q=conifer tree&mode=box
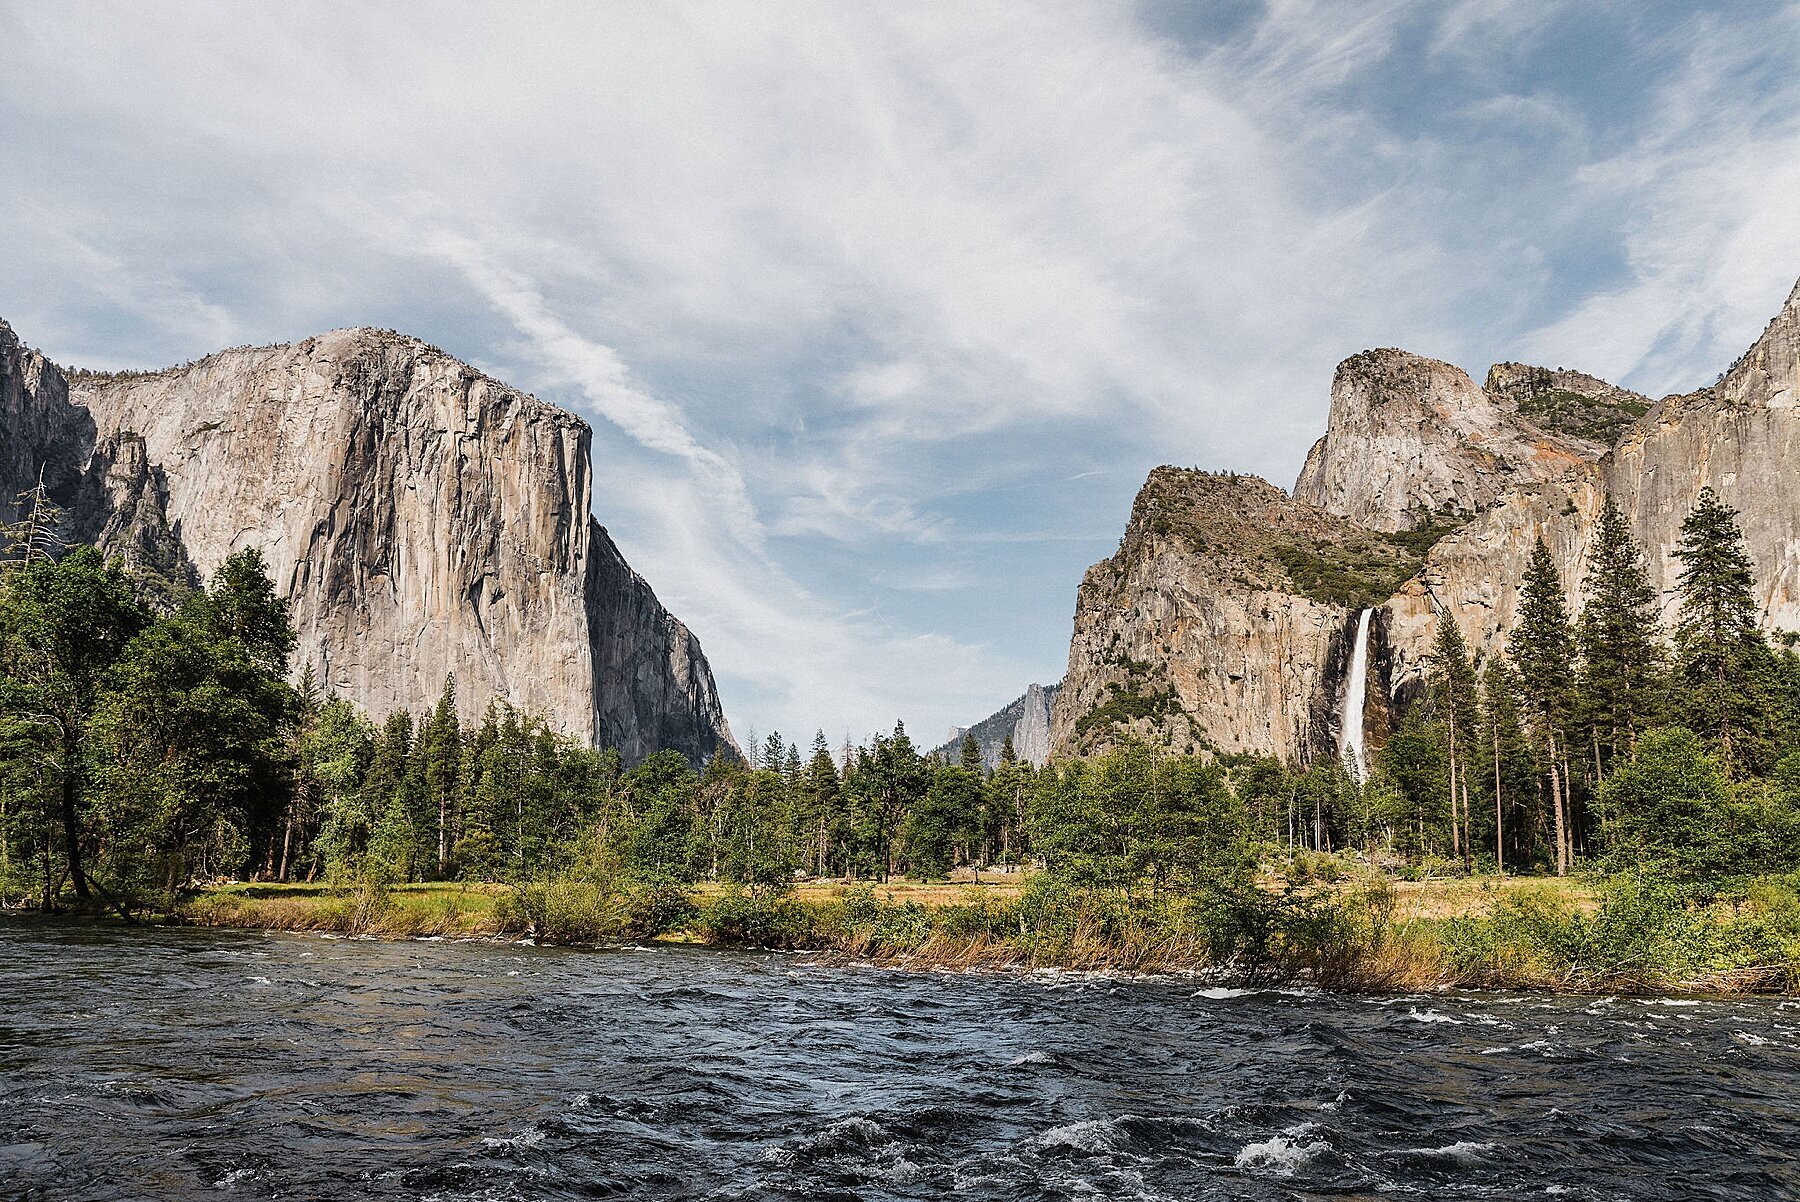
[1475,655,1534,872]
[1577,497,1663,774]
[1426,613,1478,865]
[1673,487,1772,773]
[804,731,840,876]
[988,735,1030,867]
[1510,538,1577,874]
[419,676,462,877]
[959,732,982,772]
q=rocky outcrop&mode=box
[1057,275,1800,766]
[937,681,1060,768]
[1389,277,1800,694]
[1293,349,1597,532]
[1048,470,1417,762]
[1484,362,1651,449]
[1,319,736,766]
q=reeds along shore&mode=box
[165,868,1800,998]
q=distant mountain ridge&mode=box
[0,319,737,766]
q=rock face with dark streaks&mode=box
[0,319,735,766]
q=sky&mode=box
[4,1,1800,751]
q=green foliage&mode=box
[1513,384,1649,445]
[1443,874,1800,992]
[1269,538,1419,610]
[1673,488,1777,773]
[1027,742,1250,894]
[1074,656,1182,744]
[1577,498,1665,771]
[1595,727,1800,879]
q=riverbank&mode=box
[156,869,1800,998]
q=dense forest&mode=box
[3,480,1799,929]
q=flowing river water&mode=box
[3,917,1799,1201]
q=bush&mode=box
[696,888,820,947]
[497,880,628,944]
[1442,874,1800,992]
[622,873,696,936]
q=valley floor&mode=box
[150,868,1797,999]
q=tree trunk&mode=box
[1460,779,1473,872]
[60,757,90,900]
[1493,723,1504,875]
[1549,741,1568,877]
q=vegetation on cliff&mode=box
[1127,468,1437,609]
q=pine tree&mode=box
[959,732,982,772]
[1673,487,1772,773]
[804,731,841,876]
[1577,497,1664,774]
[1426,613,1478,866]
[1475,655,1534,872]
[3,471,65,566]
[1510,538,1578,874]
[419,676,462,877]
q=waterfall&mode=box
[1339,608,1373,781]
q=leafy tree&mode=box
[904,765,981,879]
[1379,709,1445,858]
[0,547,149,902]
[1028,742,1247,895]
[622,749,701,882]
[89,574,295,900]
[208,548,296,673]
[309,697,378,878]
[846,722,928,881]
[1595,727,1765,879]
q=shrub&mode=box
[697,888,820,947]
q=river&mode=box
[2,917,1798,1200]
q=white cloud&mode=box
[4,0,1797,743]
[1514,8,1800,392]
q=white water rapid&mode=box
[1339,608,1373,781]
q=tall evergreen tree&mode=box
[1510,538,1578,874]
[1673,487,1772,773]
[1577,497,1664,774]
[1426,613,1479,865]
[419,676,463,877]
[803,731,841,876]
[1475,655,1536,872]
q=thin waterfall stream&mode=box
[1338,608,1372,780]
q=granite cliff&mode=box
[1054,275,1800,765]
[937,682,1060,769]
[0,319,736,766]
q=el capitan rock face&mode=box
[1056,276,1800,764]
[0,319,735,766]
